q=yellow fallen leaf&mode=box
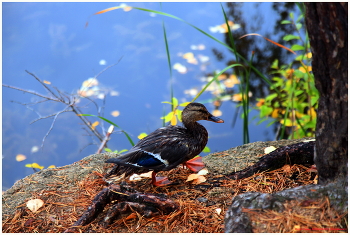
[186,173,199,182]
[25,163,44,170]
[264,146,276,154]
[26,199,44,213]
[47,165,56,169]
[43,80,51,84]
[192,175,206,184]
[16,154,26,162]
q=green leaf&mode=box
[161,111,175,122]
[265,93,278,102]
[176,109,182,122]
[281,20,291,24]
[296,14,304,23]
[172,97,178,107]
[179,102,191,107]
[283,35,300,41]
[203,146,211,153]
[296,23,302,30]
[260,105,273,117]
[294,70,305,78]
[104,148,112,152]
[118,149,128,154]
[291,44,305,51]
[289,12,294,20]
[271,59,279,69]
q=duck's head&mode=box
[182,102,224,124]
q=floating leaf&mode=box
[111,110,120,117]
[31,146,39,153]
[16,154,26,162]
[190,44,205,50]
[173,63,187,74]
[47,165,56,169]
[91,121,99,130]
[197,54,209,63]
[26,199,44,213]
[224,74,240,88]
[184,88,199,96]
[183,52,198,64]
[43,80,51,84]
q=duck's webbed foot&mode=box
[183,156,205,172]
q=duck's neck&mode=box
[183,121,208,145]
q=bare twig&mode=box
[40,106,72,148]
[3,58,123,152]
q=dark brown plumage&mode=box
[105,102,224,186]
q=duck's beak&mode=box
[208,115,224,123]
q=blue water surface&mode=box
[2,2,281,190]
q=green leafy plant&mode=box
[255,9,318,139]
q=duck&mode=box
[105,102,224,186]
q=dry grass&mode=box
[2,164,347,233]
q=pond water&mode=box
[2,2,298,190]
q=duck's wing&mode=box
[106,125,190,171]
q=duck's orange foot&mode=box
[184,156,205,172]
[151,172,172,187]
